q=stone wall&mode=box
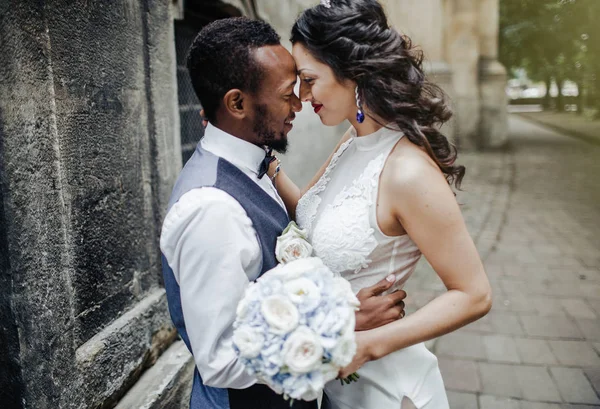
[0,0,181,407]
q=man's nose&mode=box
[299,81,312,102]
[292,93,302,113]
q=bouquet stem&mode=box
[339,372,360,385]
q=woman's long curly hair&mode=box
[291,0,465,188]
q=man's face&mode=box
[249,45,302,154]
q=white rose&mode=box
[266,257,324,281]
[282,326,324,375]
[303,376,323,402]
[261,295,299,335]
[276,236,313,264]
[281,221,308,239]
[232,326,265,359]
[342,309,356,335]
[319,363,339,383]
[309,373,325,393]
[236,295,252,321]
[283,277,321,311]
[332,277,360,309]
[330,330,357,367]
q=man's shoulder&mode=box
[163,187,247,235]
[167,187,246,222]
[160,187,250,255]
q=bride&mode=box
[268,0,492,408]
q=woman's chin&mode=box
[317,114,345,127]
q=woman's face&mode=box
[292,43,356,126]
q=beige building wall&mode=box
[383,0,507,149]
[380,0,456,142]
[380,0,445,61]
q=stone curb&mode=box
[115,340,194,409]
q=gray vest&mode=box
[161,142,317,409]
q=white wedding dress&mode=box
[296,126,449,409]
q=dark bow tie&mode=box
[257,148,276,179]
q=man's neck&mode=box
[211,120,261,148]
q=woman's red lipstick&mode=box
[312,103,323,114]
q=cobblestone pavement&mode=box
[403,115,600,409]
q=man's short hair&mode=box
[187,17,281,123]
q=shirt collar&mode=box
[201,122,268,176]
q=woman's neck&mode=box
[349,112,384,137]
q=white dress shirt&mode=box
[160,123,286,389]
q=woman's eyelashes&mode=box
[302,78,315,84]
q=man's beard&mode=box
[253,104,288,154]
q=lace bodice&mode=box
[296,126,421,293]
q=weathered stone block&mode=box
[0,1,180,407]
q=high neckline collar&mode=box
[200,123,268,176]
[351,125,403,151]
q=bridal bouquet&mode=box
[232,222,360,401]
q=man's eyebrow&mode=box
[284,79,297,89]
[278,79,297,93]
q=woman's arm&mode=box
[269,126,354,219]
[339,156,492,377]
[268,168,302,219]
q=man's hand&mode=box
[354,275,407,331]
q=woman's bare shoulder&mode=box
[383,138,459,224]
[386,138,445,188]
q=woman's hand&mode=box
[338,332,375,379]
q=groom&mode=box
[160,17,407,409]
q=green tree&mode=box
[564,0,600,116]
[500,0,599,113]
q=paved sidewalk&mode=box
[516,111,600,146]
[403,115,600,408]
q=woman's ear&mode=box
[223,89,246,119]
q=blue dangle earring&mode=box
[355,86,365,124]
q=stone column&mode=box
[0,1,181,407]
[478,0,509,149]
[380,0,456,141]
[445,0,481,150]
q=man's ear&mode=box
[223,89,246,119]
